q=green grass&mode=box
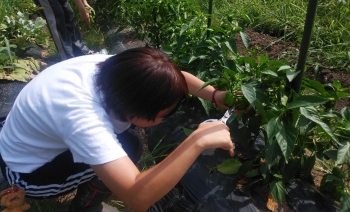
[194,0,350,71]
[79,26,106,52]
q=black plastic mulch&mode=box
[0,80,28,121]
[146,98,340,212]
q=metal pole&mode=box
[207,0,213,39]
[291,0,318,93]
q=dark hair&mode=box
[95,47,188,122]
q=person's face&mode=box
[128,112,165,127]
[127,102,181,127]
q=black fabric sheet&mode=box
[146,98,340,212]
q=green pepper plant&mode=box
[213,49,350,211]
[160,10,348,209]
[318,106,350,209]
[112,0,200,48]
[159,11,350,209]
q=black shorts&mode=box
[0,129,143,199]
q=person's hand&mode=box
[78,5,91,24]
[192,120,234,153]
[72,0,93,24]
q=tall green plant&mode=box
[162,14,248,83]
[112,0,200,48]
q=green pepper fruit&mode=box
[332,167,346,179]
[227,15,233,22]
[223,92,236,107]
[236,96,250,110]
[324,99,336,110]
[332,184,346,201]
[278,85,285,99]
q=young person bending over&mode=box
[0,47,233,212]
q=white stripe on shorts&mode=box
[5,167,95,198]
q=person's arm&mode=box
[72,0,91,24]
[91,120,233,212]
[181,71,227,108]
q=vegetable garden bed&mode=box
[0,17,349,212]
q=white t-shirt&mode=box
[0,55,130,173]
